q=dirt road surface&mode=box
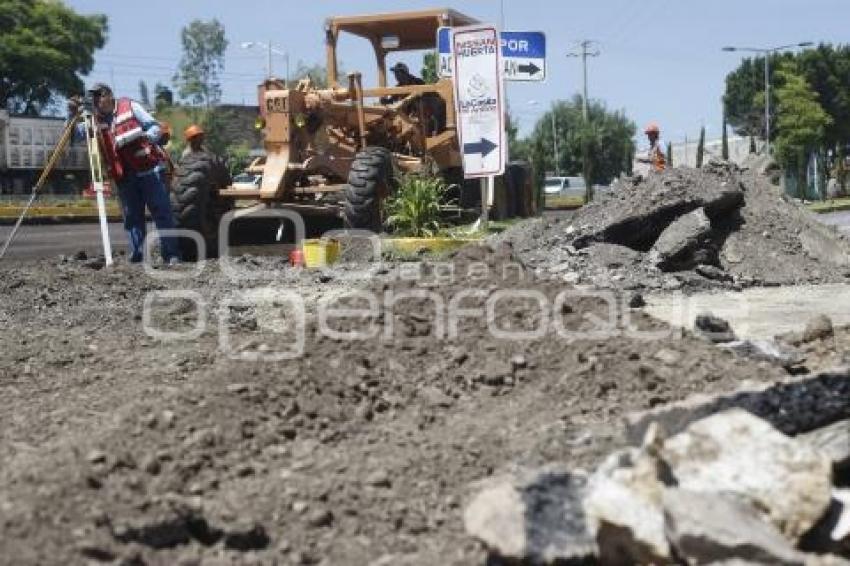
[0,245,790,565]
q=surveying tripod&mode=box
[0,108,114,265]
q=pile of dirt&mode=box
[501,161,850,293]
[0,245,790,564]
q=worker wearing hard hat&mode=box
[637,123,666,173]
[182,124,206,157]
[67,82,180,264]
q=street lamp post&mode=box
[722,42,813,154]
[241,41,291,85]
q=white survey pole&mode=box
[83,111,113,266]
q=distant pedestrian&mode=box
[68,83,179,263]
[638,122,666,173]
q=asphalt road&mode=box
[0,222,127,261]
[816,210,850,234]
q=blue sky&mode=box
[67,0,849,144]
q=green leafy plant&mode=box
[384,175,447,237]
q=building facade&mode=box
[0,111,89,195]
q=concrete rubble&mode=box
[462,465,596,563]
[466,409,850,565]
[499,158,850,293]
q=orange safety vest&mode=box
[650,141,666,172]
[97,98,165,181]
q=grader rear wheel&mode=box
[171,151,233,261]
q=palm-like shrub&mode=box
[384,174,447,237]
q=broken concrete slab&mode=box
[584,440,672,565]
[649,207,713,270]
[719,339,805,369]
[463,465,596,564]
[696,263,734,282]
[661,409,832,541]
[804,315,835,343]
[584,243,644,270]
[571,167,744,252]
[695,313,737,343]
[624,369,850,445]
[798,420,850,473]
[663,488,805,566]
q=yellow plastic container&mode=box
[382,237,478,255]
[302,238,341,268]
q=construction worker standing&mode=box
[68,83,180,263]
[638,123,666,172]
[182,124,206,157]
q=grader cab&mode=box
[172,8,532,252]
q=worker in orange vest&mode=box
[638,122,666,172]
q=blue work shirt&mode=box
[73,99,163,177]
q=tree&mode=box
[421,52,438,84]
[696,125,706,168]
[797,45,850,151]
[0,0,107,114]
[226,142,252,176]
[723,44,850,152]
[291,61,336,88]
[773,61,832,197]
[524,95,636,186]
[173,19,227,107]
[138,80,150,107]
[666,142,673,167]
[723,52,794,139]
[154,82,173,110]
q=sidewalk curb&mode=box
[808,202,850,214]
[0,214,122,226]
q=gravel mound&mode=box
[502,161,850,293]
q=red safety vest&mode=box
[97,98,165,181]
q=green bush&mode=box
[384,174,447,237]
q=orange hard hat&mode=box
[644,122,660,134]
[184,124,205,140]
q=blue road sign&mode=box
[501,31,546,81]
[438,28,546,82]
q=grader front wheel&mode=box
[343,147,394,232]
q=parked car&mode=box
[232,173,261,191]
[544,176,586,196]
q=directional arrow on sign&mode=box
[518,62,541,75]
[463,137,499,158]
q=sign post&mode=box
[451,24,505,230]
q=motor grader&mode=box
[171,8,533,255]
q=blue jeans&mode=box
[117,167,180,262]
